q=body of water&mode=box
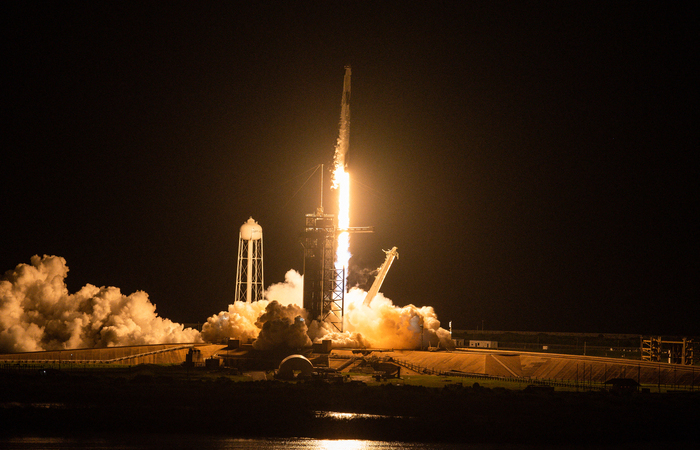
[1,436,465,450]
[0,435,669,450]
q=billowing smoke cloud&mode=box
[253,301,311,351]
[202,268,454,351]
[0,255,201,353]
[310,288,454,350]
[200,269,304,344]
[264,269,303,307]
[200,300,268,344]
[1,256,452,354]
[347,265,377,291]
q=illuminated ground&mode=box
[0,343,225,365]
[2,345,698,389]
[330,348,699,388]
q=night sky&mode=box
[3,3,696,335]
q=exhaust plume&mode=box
[200,300,268,344]
[0,255,201,353]
[313,288,454,350]
[200,269,304,344]
[253,301,311,351]
[1,256,452,353]
[202,268,454,350]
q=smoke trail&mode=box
[0,255,201,353]
[332,65,351,186]
[347,265,378,291]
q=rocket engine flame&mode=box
[335,169,351,271]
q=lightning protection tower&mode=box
[235,217,264,303]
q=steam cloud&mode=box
[253,301,311,351]
[0,255,201,353]
[2,256,453,354]
[202,268,454,351]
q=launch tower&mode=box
[302,207,344,330]
[235,217,264,303]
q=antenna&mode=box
[319,163,324,214]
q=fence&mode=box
[0,345,195,372]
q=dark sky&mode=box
[3,2,697,335]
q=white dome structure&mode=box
[277,354,314,379]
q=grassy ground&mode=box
[350,372,526,389]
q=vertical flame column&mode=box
[235,217,264,303]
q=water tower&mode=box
[235,217,264,303]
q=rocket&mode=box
[334,65,351,171]
[342,64,351,114]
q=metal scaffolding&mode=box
[301,211,344,332]
[642,336,695,365]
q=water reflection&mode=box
[2,437,455,449]
[212,438,454,449]
[314,411,405,420]
[1,436,666,449]
[309,440,370,450]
